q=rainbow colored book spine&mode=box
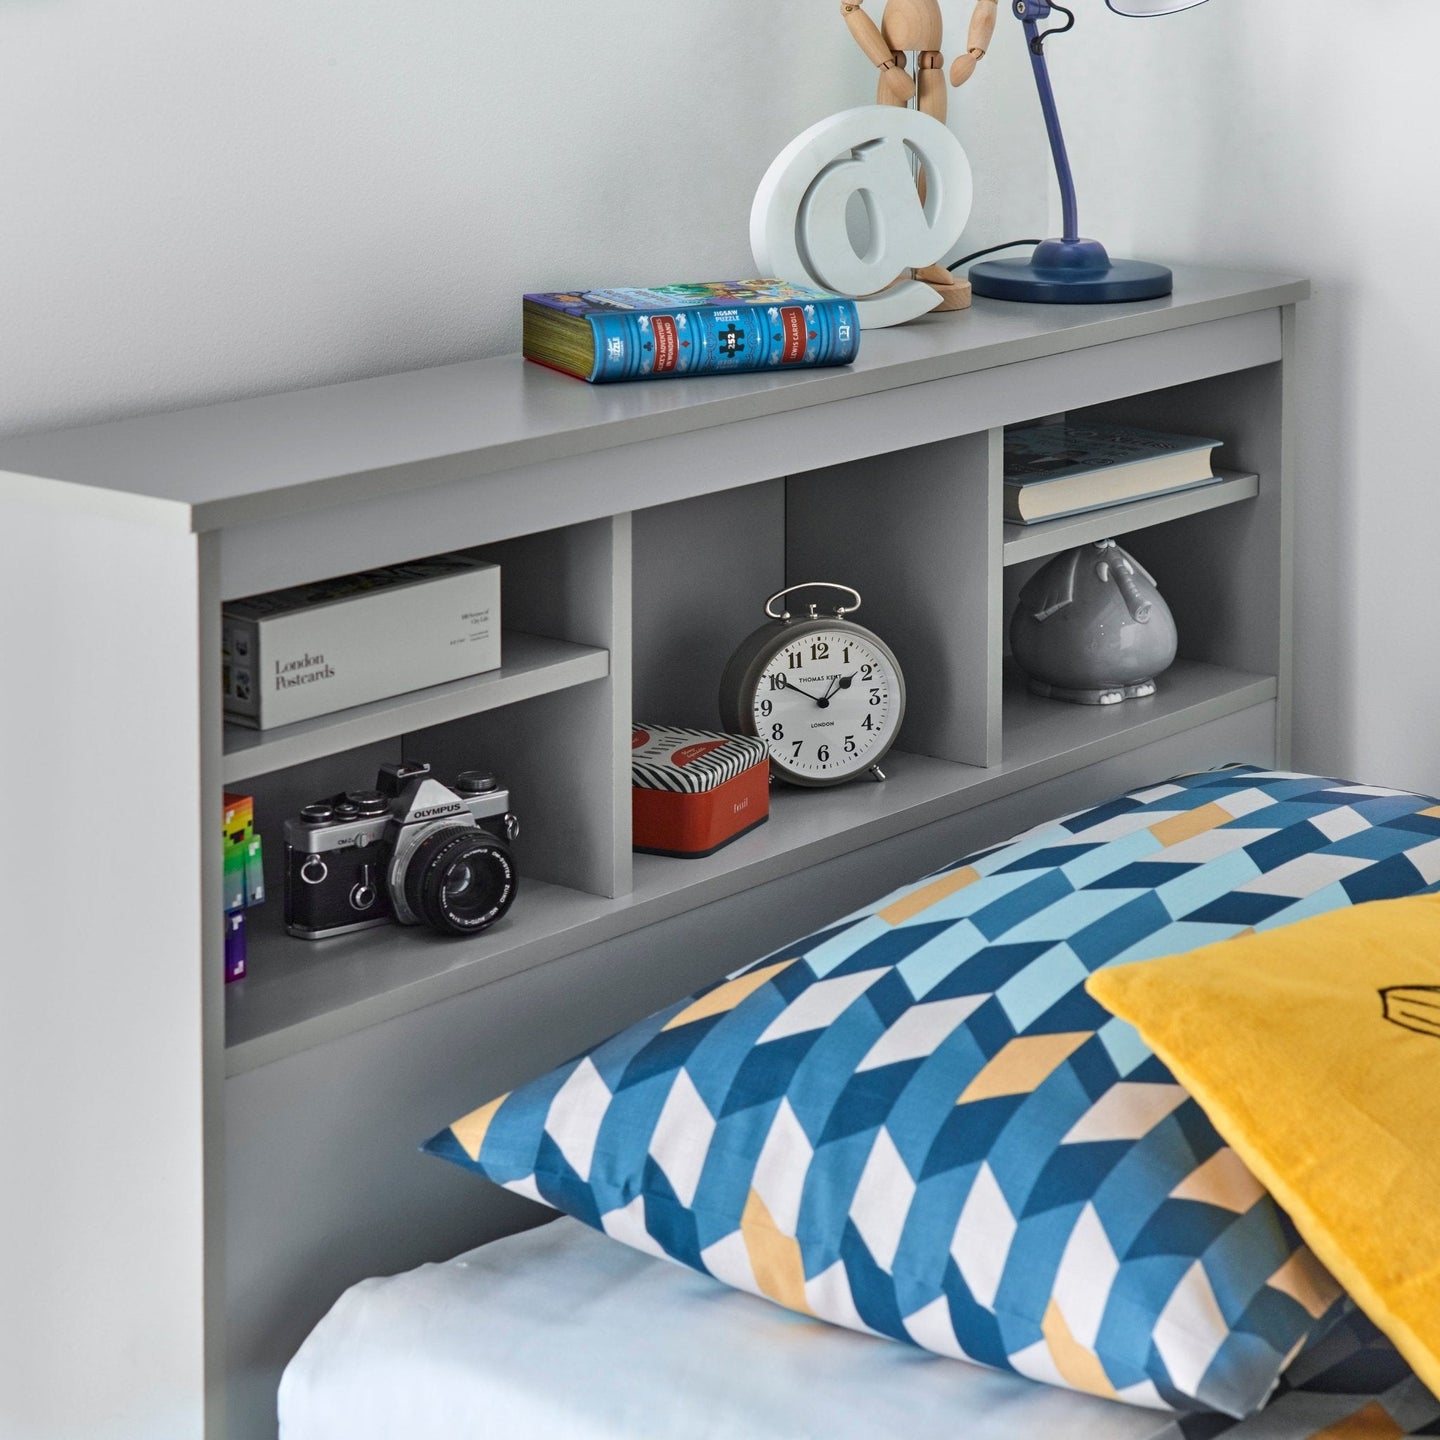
[223,792,266,984]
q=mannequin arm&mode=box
[841,1,916,103]
[950,0,998,85]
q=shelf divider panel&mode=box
[222,630,608,783]
[1003,469,1259,567]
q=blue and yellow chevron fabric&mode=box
[426,768,1440,1418]
[1162,1309,1440,1439]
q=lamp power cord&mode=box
[948,240,1044,274]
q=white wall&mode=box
[0,0,1035,434]
[5,0,1429,791]
[1030,0,1440,792]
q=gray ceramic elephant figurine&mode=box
[1010,539,1178,705]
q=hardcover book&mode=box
[1003,422,1223,525]
[523,279,861,383]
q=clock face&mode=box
[751,628,902,782]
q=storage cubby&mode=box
[631,481,786,728]
[787,431,1001,768]
[996,372,1281,773]
[224,678,628,1070]
[223,514,628,1073]
[1074,364,1288,691]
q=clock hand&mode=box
[783,678,828,706]
[814,671,857,709]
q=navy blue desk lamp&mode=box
[969,0,1208,304]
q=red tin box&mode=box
[632,724,769,858]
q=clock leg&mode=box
[869,764,887,782]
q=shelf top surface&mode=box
[0,265,1306,533]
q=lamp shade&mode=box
[1105,0,1207,12]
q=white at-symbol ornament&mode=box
[751,105,974,330]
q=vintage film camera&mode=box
[284,760,518,941]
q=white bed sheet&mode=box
[280,1217,1176,1440]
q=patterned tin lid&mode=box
[631,725,768,795]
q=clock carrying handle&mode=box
[765,582,862,622]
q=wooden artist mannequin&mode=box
[840,0,998,311]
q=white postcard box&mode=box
[223,554,500,729]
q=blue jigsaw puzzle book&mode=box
[523,280,861,384]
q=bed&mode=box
[280,1218,1436,1440]
[279,767,1440,1438]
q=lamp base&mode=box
[970,238,1173,304]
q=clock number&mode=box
[861,663,875,682]
[768,674,787,691]
[791,741,803,759]
[759,699,774,718]
[862,714,877,732]
[771,722,784,741]
[787,651,803,670]
[810,640,829,661]
[844,735,857,754]
[817,744,830,763]
[869,688,882,706]
[842,645,851,664]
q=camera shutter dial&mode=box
[454,771,498,795]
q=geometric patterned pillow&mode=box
[425,768,1440,1419]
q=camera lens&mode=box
[402,826,517,936]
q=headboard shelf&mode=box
[0,268,1306,534]
[0,266,1304,1440]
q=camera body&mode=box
[284,761,518,941]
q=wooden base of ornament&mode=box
[917,264,972,312]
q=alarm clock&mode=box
[718,583,906,787]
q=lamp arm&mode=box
[969,0,1178,299]
[1013,1,1080,244]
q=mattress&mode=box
[280,1218,1435,1440]
[281,1217,1165,1440]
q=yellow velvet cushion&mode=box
[1087,893,1440,1399]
